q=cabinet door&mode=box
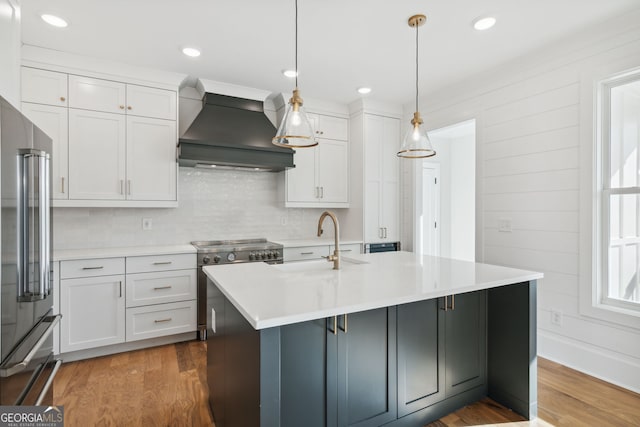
[60,275,125,353]
[364,114,383,242]
[126,116,177,201]
[21,67,68,107]
[336,307,397,427]
[317,139,348,203]
[312,114,348,141]
[286,145,317,203]
[126,84,177,120]
[397,299,445,416]
[445,291,487,397]
[380,117,400,241]
[68,109,126,200]
[21,103,69,199]
[280,318,330,427]
[69,75,126,114]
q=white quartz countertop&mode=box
[53,244,196,261]
[204,251,543,330]
[271,238,363,247]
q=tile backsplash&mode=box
[53,167,328,250]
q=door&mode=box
[318,139,348,203]
[335,307,397,427]
[68,109,126,200]
[21,103,69,199]
[286,145,317,203]
[60,275,126,352]
[126,116,177,201]
[21,67,68,107]
[397,299,445,416]
[444,291,487,397]
[422,164,440,256]
[126,84,176,120]
[68,75,126,114]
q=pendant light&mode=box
[398,14,436,158]
[273,0,317,148]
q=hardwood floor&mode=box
[54,342,640,426]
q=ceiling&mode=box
[21,0,640,106]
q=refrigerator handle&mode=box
[39,152,51,296]
[34,359,62,406]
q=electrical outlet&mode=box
[142,218,153,230]
[498,218,512,233]
[550,309,563,327]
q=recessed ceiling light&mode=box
[282,70,297,78]
[41,14,68,28]
[182,47,201,57]
[473,16,496,31]
[357,87,372,95]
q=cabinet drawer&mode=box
[283,245,330,262]
[60,257,125,279]
[125,300,196,342]
[126,253,196,273]
[331,243,361,255]
[126,269,196,307]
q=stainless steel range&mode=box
[192,239,283,339]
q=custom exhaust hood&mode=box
[178,92,294,171]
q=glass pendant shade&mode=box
[398,111,435,158]
[273,89,317,148]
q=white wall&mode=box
[0,0,21,106]
[450,133,475,261]
[402,9,640,392]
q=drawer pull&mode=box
[82,266,104,270]
[342,249,352,253]
[153,286,172,290]
[300,252,314,255]
[154,318,172,323]
[153,261,172,265]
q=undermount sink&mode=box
[273,257,369,273]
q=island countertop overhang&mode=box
[203,251,543,330]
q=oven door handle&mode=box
[35,358,62,406]
[0,314,61,378]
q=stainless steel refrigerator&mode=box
[0,96,60,405]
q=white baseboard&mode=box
[538,330,640,394]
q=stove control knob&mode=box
[202,256,211,264]
[227,252,236,262]
[266,251,273,259]
[259,252,266,260]
[273,251,280,259]
[213,255,221,263]
[249,252,256,261]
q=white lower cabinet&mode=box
[58,252,196,356]
[60,274,126,353]
[283,243,362,262]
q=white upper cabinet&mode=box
[69,75,126,114]
[68,109,126,200]
[284,112,349,208]
[126,85,176,120]
[126,116,177,201]
[21,103,69,199]
[21,66,179,207]
[21,67,68,107]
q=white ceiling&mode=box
[21,0,640,106]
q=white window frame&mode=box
[581,65,640,329]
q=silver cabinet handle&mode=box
[119,281,122,298]
[342,249,352,253]
[0,315,61,377]
[35,359,62,405]
[120,179,124,195]
[320,187,324,198]
[153,286,172,290]
[300,252,314,255]
[384,228,388,238]
[450,294,455,310]
[61,177,65,194]
[154,318,172,323]
[332,316,337,335]
[82,266,104,270]
[153,261,172,265]
[441,295,455,311]
[442,296,448,311]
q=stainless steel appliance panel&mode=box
[364,242,401,253]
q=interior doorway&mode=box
[414,119,476,261]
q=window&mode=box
[600,72,640,313]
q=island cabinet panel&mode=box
[336,308,397,427]
[444,290,487,397]
[397,299,445,417]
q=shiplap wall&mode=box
[402,9,640,392]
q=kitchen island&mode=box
[204,251,542,427]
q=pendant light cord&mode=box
[415,22,419,112]
[295,0,299,89]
